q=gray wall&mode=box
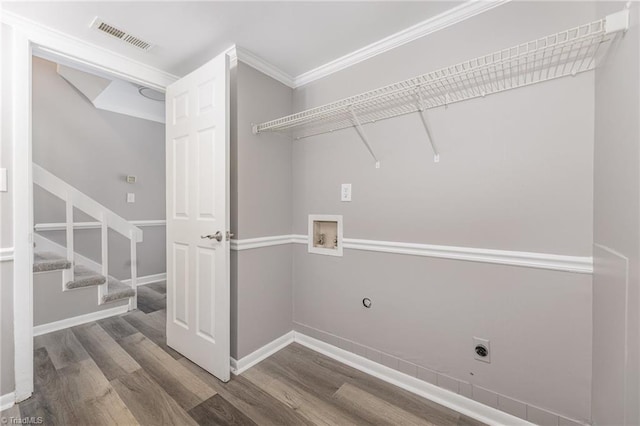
[231,62,293,359]
[291,1,595,422]
[593,3,640,426]
[32,57,166,280]
[1,23,15,396]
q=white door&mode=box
[166,52,230,382]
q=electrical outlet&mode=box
[341,183,352,202]
[473,337,490,363]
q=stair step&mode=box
[66,265,106,289]
[33,251,72,272]
[34,254,134,303]
[102,277,135,304]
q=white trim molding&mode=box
[11,27,34,403]
[341,237,592,274]
[2,2,510,91]
[226,1,510,88]
[1,10,178,91]
[230,235,298,251]
[227,46,295,88]
[231,234,592,274]
[5,11,177,405]
[230,331,532,426]
[123,272,167,287]
[0,247,14,262]
[34,219,166,232]
[294,332,532,426]
[294,1,510,87]
[33,305,128,337]
[230,331,295,375]
[0,392,15,411]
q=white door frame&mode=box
[3,12,178,402]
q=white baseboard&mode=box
[293,332,533,426]
[33,305,129,336]
[229,330,531,425]
[0,392,15,411]
[230,331,295,375]
[230,331,532,426]
[122,272,167,286]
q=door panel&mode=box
[172,242,189,328]
[166,52,230,382]
[197,128,216,219]
[172,136,189,218]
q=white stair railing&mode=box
[33,164,142,309]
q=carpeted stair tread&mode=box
[102,277,135,304]
[66,265,106,289]
[33,251,72,272]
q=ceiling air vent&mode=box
[90,17,154,51]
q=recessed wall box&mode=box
[308,214,343,257]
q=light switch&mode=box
[0,168,6,192]
[127,193,135,203]
[341,183,352,202]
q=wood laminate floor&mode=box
[2,282,485,426]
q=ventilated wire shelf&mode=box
[254,13,626,143]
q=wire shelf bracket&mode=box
[350,109,381,168]
[416,92,439,163]
[253,9,629,167]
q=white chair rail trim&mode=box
[0,247,14,262]
[34,220,166,232]
[230,235,297,251]
[231,235,592,274]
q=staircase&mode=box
[33,252,135,304]
[33,164,142,310]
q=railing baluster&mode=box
[100,213,108,302]
[65,195,74,282]
[129,230,138,310]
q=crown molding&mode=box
[228,1,509,89]
[1,10,179,90]
[229,46,296,88]
[2,1,509,90]
[294,0,511,87]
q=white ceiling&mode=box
[2,1,461,78]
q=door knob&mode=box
[201,231,223,242]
